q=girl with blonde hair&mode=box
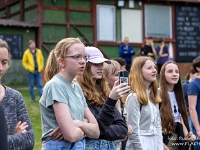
[103,60,133,150]
[76,46,130,150]
[39,38,99,150]
[124,56,163,150]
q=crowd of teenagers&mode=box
[1,37,200,150]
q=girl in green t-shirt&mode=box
[39,38,100,150]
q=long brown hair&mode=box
[45,38,84,82]
[160,61,189,134]
[122,56,161,105]
[76,62,110,105]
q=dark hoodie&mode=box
[86,97,128,140]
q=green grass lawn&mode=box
[17,88,42,150]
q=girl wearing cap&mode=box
[123,56,163,150]
[76,46,130,150]
[39,38,99,150]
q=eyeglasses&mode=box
[63,54,90,62]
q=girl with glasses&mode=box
[39,38,99,150]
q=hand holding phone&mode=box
[109,80,130,100]
[119,70,129,85]
[108,71,130,100]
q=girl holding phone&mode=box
[76,46,130,150]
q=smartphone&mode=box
[119,70,129,84]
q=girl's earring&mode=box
[61,68,64,72]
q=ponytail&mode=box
[44,49,60,82]
[44,37,84,83]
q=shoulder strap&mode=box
[140,103,142,111]
[159,102,162,110]
[127,92,143,111]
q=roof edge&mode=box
[0,19,38,28]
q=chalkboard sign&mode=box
[0,34,23,59]
[175,5,200,62]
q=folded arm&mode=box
[80,107,99,139]
[53,102,85,143]
[8,94,34,150]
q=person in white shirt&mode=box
[123,56,163,150]
[159,61,196,150]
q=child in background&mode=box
[112,57,127,71]
[143,37,156,60]
[156,38,169,75]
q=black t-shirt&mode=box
[140,47,144,56]
[143,45,155,60]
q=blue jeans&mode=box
[192,125,200,150]
[28,71,43,100]
[85,139,115,150]
[42,139,85,150]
